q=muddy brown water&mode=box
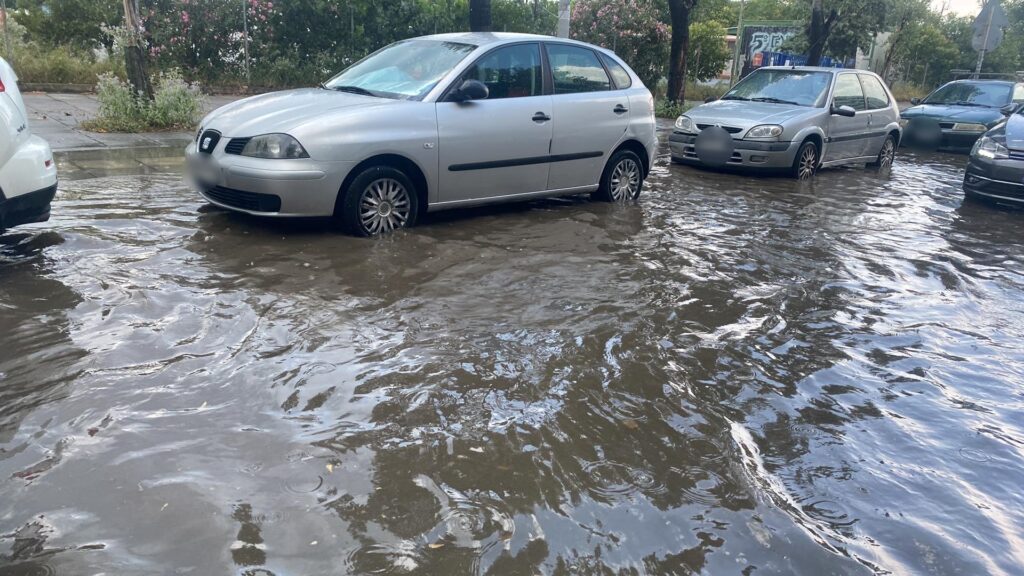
[1,145,1023,575]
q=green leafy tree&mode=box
[569,0,671,91]
[13,0,121,49]
[686,20,730,82]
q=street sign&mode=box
[972,0,1008,53]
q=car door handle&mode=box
[614,104,629,114]
[532,112,551,123]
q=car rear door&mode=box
[859,74,895,156]
[825,73,870,162]
[435,43,552,204]
[544,43,629,191]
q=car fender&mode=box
[787,125,828,158]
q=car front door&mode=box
[826,73,869,162]
[544,43,630,191]
[435,43,552,205]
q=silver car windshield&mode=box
[323,40,476,100]
[924,82,1012,108]
[722,69,832,108]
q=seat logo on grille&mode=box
[201,137,213,151]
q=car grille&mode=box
[204,186,282,212]
[198,130,221,154]
[1009,150,1024,161]
[938,122,955,129]
[224,137,251,155]
[965,173,1024,201]
[696,124,743,134]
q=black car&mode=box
[901,79,1024,152]
[963,103,1024,206]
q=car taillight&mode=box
[0,79,5,92]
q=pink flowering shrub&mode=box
[570,0,670,90]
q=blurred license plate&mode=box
[190,157,221,187]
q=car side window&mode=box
[546,44,611,94]
[859,75,890,109]
[461,43,543,99]
[833,74,866,111]
[600,54,632,89]
[1014,84,1024,103]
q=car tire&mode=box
[336,165,419,237]
[790,140,819,180]
[595,149,644,202]
[869,134,897,169]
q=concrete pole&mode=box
[1,0,12,62]
[730,0,745,86]
[243,0,250,87]
[557,0,571,38]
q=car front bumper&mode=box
[185,142,355,217]
[963,153,1024,205]
[668,132,800,170]
[901,121,987,153]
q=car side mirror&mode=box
[704,96,717,103]
[910,97,922,106]
[1001,103,1016,116]
[452,79,489,102]
[831,104,857,117]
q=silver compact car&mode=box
[670,67,902,179]
[186,33,657,236]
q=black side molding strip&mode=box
[449,151,603,172]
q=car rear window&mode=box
[859,75,890,109]
[600,54,632,89]
[546,44,611,94]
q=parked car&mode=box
[963,102,1024,206]
[670,67,901,179]
[186,33,657,236]
[0,58,58,235]
[900,78,1024,152]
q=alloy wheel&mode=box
[879,138,895,169]
[798,145,817,180]
[360,178,411,235]
[610,158,640,201]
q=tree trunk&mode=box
[122,0,152,100]
[807,0,826,66]
[667,0,695,104]
[469,0,492,32]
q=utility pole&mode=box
[1,0,12,62]
[557,0,571,38]
[730,0,745,85]
[242,0,250,87]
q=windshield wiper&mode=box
[751,97,801,105]
[327,85,379,97]
[947,100,987,107]
[721,95,749,101]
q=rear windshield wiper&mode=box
[751,97,801,105]
[326,85,379,97]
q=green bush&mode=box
[0,19,120,85]
[655,99,690,119]
[84,71,206,132]
[889,82,929,103]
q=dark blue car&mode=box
[963,103,1024,206]
[901,79,1024,152]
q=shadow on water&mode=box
[0,145,1023,574]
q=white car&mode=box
[0,57,57,234]
[186,33,657,236]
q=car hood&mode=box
[201,88,405,136]
[684,100,822,128]
[900,104,1004,126]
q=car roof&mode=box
[759,66,850,74]
[415,32,606,51]
[943,79,1018,86]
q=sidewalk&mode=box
[23,92,242,152]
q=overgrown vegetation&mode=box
[0,19,120,84]
[82,71,205,132]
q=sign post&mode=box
[972,0,1008,77]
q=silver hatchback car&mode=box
[670,67,902,179]
[186,33,657,236]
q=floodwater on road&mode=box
[1,145,1023,576]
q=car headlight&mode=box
[952,123,987,133]
[974,135,1009,159]
[675,115,696,133]
[241,134,310,159]
[745,124,784,140]
[899,118,910,128]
